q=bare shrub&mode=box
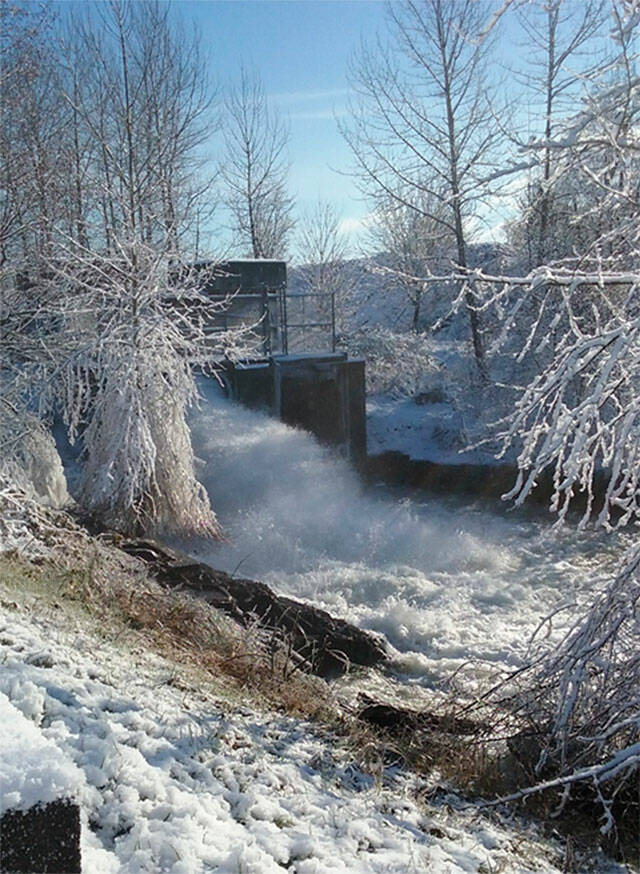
[345,327,439,397]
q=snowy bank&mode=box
[0,692,83,814]
[0,558,625,874]
[366,394,491,465]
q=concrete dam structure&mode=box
[199,260,366,465]
[224,353,366,466]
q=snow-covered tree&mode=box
[343,325,439,397]
[457,2,640,834]
[342,0,508,376]
[41,247,251,537]
[1,0,251,537]
[0,1,66,503]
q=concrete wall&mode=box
[222,353,367,466]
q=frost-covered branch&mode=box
[481,547,640,835]
[1,1,254,538]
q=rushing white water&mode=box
[186,382,621,688]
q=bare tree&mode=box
[56,1,214,255]
[367,196,452,332]
[342,0,505,376]
[295,201,348,291]
[293,200,350,340]
[220,66,294,259]
[506,0,609,268]
[0,2,65,265]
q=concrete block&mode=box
[1,800,81,873]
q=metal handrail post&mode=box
[261,289,269,355]
[331,292,336,352]
[278,285,288,354]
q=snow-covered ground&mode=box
[366,394,493,464]
[363,335,519,465]
[0,574,624,874]
[1,377,631,873]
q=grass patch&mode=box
[0,545,335,723]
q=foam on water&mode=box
[186,382,619,685]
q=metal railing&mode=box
[204,291,279,356]
[279,289,336,355]
[205,287,337,357]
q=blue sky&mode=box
[180,1,389,251]
[179,1,534,254]
[64,1,614,256]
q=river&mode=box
[186,385,623,698]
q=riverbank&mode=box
[364,393,611,515]
[0,497,627,874]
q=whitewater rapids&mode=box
[186,383,620,688]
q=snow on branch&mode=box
[482,546,640,834]
[468,271,640,531]
[5,239,256,539]
[55,244,256,538]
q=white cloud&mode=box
[270,87,351,105]
[337,213,377,238]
